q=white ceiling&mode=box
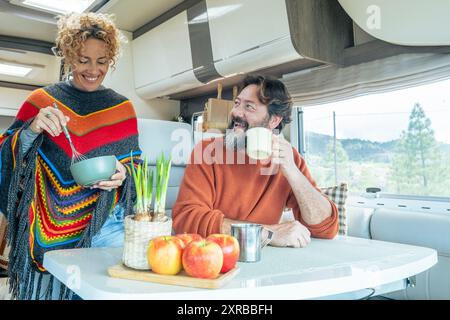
[107,0,184,32]
[0,11,57,42]
[0,0,184,42]
[0,0,184,86]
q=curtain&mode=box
[282,53,450,106]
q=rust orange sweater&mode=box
[172,138,339,239]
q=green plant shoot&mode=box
[130,152,153,214]
[154,152,172,214]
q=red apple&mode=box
[147,236,184,275]
[206,234,240,273]
[175,233,203,247]
[182,240,223,279]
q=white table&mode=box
[43,236,437,300]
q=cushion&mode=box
[371,208,450,256]
[346,206,375,239]
[320,183,348,235]
[137,118,193,166]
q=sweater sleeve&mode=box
[172,141,224,237]
[20,127,40,155]
[286,149,339,239]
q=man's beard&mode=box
[224,115,270,151]
[224,130,246,151]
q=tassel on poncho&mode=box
[0,82,142,299]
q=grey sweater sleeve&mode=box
[20,127,40,154]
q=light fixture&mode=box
[0,59,45,78]
[10,0,98,14]
[0,62,32,77]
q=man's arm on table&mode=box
[224,136,339,248]
[222,138,339,248]
[275,134,339,241]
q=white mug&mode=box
[246,127,272,160]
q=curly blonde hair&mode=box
[54,12,124,76]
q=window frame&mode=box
[293,103,450,201]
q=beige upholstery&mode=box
[137,119,193,217]
[347,204,450,299]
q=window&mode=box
[298,78,450,197]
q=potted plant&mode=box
[122,152,173,270]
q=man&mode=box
[173,75,338,248]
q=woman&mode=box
[0,13,141,299]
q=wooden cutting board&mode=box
[107,264,239,289]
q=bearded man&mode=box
[172,75,338,248]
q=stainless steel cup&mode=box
[231,223,272,262]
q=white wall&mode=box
[0,116,15,133]
[0,87,32,132]
[103,31,180,120]
[0,86,32,116]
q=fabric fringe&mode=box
[34,272,44,300]
[75,168,135,248]
[76,188,116,248]
[6,132,44,300]
[43,275,54,300]
[121,171,134,218]
[26,271,36,300]
[4,127,136,300]
[4,131,78,300]
[18,264,31,300]
[58,282,67,300]
[64,287,73,300]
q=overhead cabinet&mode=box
[132,11,202,99]
[132,0,353,99]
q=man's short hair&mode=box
[240,74,293,131]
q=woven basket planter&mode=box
[122,214,172,270]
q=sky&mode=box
[300,78,450,144]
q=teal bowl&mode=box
[70,155,116,186]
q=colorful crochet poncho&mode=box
[0,82,141,299]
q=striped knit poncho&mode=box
[0,82,141,299]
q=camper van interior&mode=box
[0,0,449,302]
